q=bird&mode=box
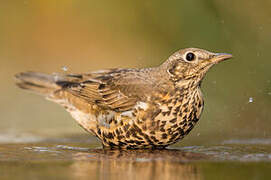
[15,48,232,149]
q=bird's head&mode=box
[164,48,232,87]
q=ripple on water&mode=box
[0,137,271,162]
[177,141,271,162]
[222,138,271,145]
[55,145,90,151]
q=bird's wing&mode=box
[55,68,155,112]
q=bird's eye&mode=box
[185,52,195,61]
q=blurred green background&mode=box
[1,0,270,144]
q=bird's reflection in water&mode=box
[70,148,206,180]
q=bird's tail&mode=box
[15,71,64,96]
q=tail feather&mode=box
[15,72,64,96]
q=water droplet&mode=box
[62,66,68,72]
[248,97,253,103]
[197,133,201,136]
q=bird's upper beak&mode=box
[210,53,233,64]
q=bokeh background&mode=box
[1,0,270,145]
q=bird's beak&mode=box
[210,53,233,64]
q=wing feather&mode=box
[55,70,139,111]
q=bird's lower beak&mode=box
[210,53,233,64]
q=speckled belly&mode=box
[92,98,203,148]
[62,91,204,148]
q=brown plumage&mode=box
[15,48,232,149]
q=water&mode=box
[1,137,271,180]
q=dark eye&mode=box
[185,52,195,61]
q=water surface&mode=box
[1,136,271,180]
